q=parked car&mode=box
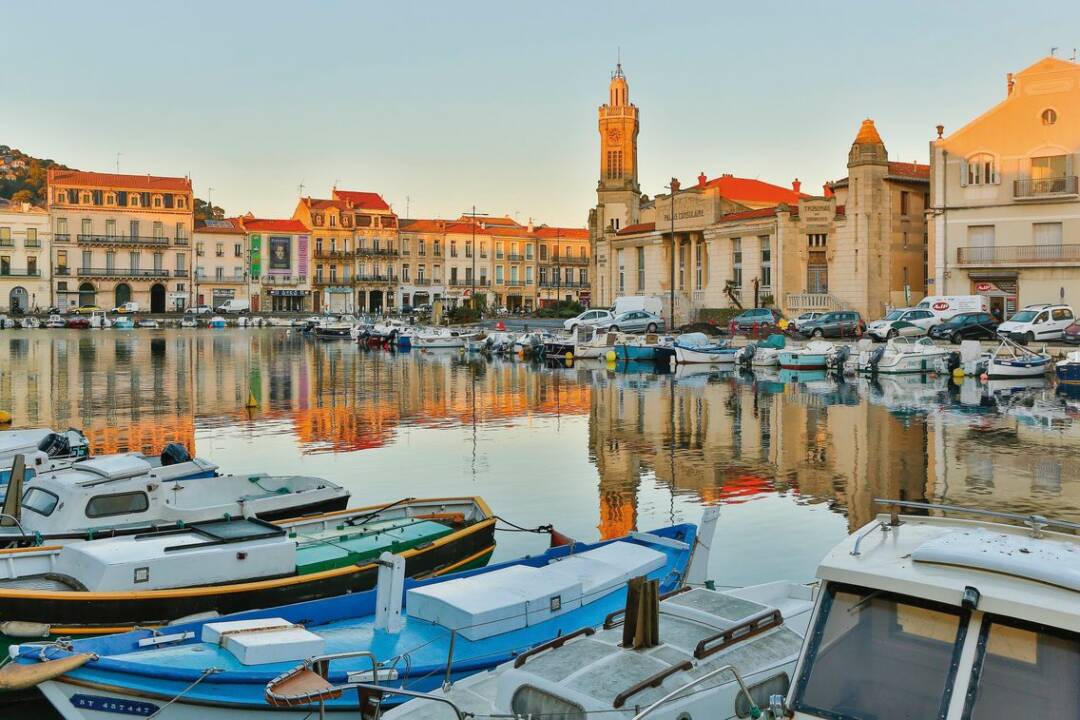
[732,308,784,333]
[596,310,664,334]
[216,299,250,314]
[799,310,865,338]
[190,305,213,315]
[866,307,938,341]
[563,309,614,332]
[928,311,999,344]
[70,305,102,315]
[112,302,140,314]
[791,311,825,332]
[612,295,664,317]
[996,304,1074,343]
[1064,322,1080,345]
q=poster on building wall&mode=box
[250,234,262,277]
[297,235,309,278]
[269,236,291,271]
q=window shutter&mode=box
[959,158,969,187]
[991,159,1000,185]
[1067,153,1075,178]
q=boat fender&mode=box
[0,652,95,692]
[0,621,51,639]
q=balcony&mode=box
[1014,176,1079,199]
[314,275,346,286]
[77,234,171,246]
[357,247,398,257]
[355,273,397,283]
[0,240,12,248]
[548,255,589,266]
[261,274,307,285]
[25,241,41,248]
[507,253,524,262]
[174,237,189,246]
[413,278,432,286]
[448,278,475,287]
[77,267,171,278]
[54,267,70,276]
[957,243,1080,267]
[54,233,71,243]
[314,249,352,260]
[173,269,188,277]
[539,279,588,289]
[505,279,526,287]
[0,268,41,277]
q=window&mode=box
[176,253,185,273]
[26,228,38,246]
[22,487,59,516]
[606,149,624,180]
[695,242,703,289]
[965,153,998,186]
[900,190,910,215]
[401,264,410,282]
[793,583,968,720]
[177,196,186,209]
[1033,222,1064,260]
[1031,154,1068,183]
[808,233,827,248]
[539,244,548,261]
[678,242,686,289]
[130,220,139,238]
[760,237,771,289]
[496,242,504,259]
[480,242,487,259]
[418,239,426,256]
[963,615,1078,719]
[153,222,163,239]
[129,193,139,207]
[1053,307,1073,321]
[57,191,68,203]
[495,265,504,284]
[0,227,8,245]
[527,243,534,260]
[329,214,336,227]
[216,242,224,257]
[618,249,625,292]
[967,224,996,262]
[57,250,67,270]
[579,268,587,284]
[0,256,8,274]
[526,266,534,284]
[153,195,162,208]
[234,243,242,257]
[732,238,743,288]
[56,218,68,236]
[216,267,225,281]
[175,222,185,241]
[86,492,149,518]
[1042,108,1058,125]
[81,219,92,236]
[636,247,645,290]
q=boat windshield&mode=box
[792,583,968,720]
[963,616,1079,718]
[1009,310,1039,322]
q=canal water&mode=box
[3,328,1079,715]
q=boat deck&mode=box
[294,517,455,575]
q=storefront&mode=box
[969,274,1018,320]
[322,287,353,314]
[211,288,235,310]
[269,289,308,313]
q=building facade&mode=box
[242,217,312,313]
[193,218,249,309]
[0,199,50,313]
[590,66,927,322]
[47,169,193,312]
[293,196,356,314]
[929,56,1080,316]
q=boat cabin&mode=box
[777,503,1080,719]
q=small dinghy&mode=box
[673,332,737,364]
[986,336,1052,379]
[778,340,834,370]
[0,497,495,653]
[208,315,227,329]
[13,521,704,717]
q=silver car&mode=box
[596,310,664,333]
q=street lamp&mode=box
[461,206,487,311]
[664,179,681,330]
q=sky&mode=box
[4,1,1079,226]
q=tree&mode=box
[10,189,33,204]
[194,197,226,221]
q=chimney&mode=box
[527,217,534,232]
[823,182,833,198]
[669,177,680,192]
[697,171,707,187]
[792,178,802,194]
[1007,72,1015,96]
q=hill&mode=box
[0,144,70,206]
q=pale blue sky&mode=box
[5,1,1078,225]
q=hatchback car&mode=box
[596,310,664,333]
[732,308,784,333]
[70,305,102,315]
[928,311,999,344]
[564,308,614,332]
[800,310,865,338]
[1064,322,1080,345]
[866,308,938,341]
[996,304,1074,343]
[791,311,825,332]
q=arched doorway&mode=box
[369,289,383,311]
[78,283,96,308]
[8,287,28,313]
[114,283,132,309]
[150,284,166,314]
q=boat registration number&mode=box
[70,694,161,716]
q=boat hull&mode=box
[543,342,575,357]
[1056,362,1080,385]
[987,358,1051,379]
[778,353,828,370]
[615,344,657,361]
[673,346,737,364]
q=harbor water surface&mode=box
[3,328,1079,713]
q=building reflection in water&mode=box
[0,331,1077,540]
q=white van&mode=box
[216,299,250,314]
[915,295,989,321]
[612,295,664,318]
[997,304,1074,343]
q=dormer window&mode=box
[330,214,337,227]
[314,214,324,226]
[176,196,187,209]
[105,193,116,206]
[964,154,998,186]
[153,195,163,208]
[130,194,140,207]
[57,191,68,203]
[1042,108,1058,126]
[80,192,92,204]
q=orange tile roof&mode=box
[241,218,310,233]
[305,198,346,210]
[616,222,656,236]
[48,168,191,192]
[887,161,930,179]
[534,226,589,239]
[194,218,246,235]
[699,174,808,205]
[460,215,520,227]
[332,189,391,211]
[719,206,781,222]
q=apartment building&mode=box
[47,169,193,312]
[242,216,311,313]
[0,198,50,312]
[193,218,249,309]
[333,189,398,313]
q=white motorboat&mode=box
[0,448,350,546]
[88,310,112,329]
[986,336,1052,379]
[767,498,1080,720]
[136,318,160,329]
[740,333,788,367]
[44,314,66,328]
[412,328,466,349]
[0,428,89,486]
[573,325,619,359]
[18,316,40,329]
[778,340,834,370]
[857,336,953,374]
[386,582,815,720]
[672,332,738,364]
[180,312,198,328]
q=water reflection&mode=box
[0,329,1077,588]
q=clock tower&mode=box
[598,63,639,195]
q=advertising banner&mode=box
[297,235,309,278]
[269,236,291,272]
[250,234,262,277]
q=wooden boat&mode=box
[12,519,702,717]
[0,497,495,652]
[672,332,737,364]
[573,325,618,359]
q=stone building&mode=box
[929,56,1080,315]
[47,169,193,312]
[589,66,928,322]
[0,199,50,313]
[193,218,249,309]
[241,216,311,313]
[293,196,356,313]
[334,189,399,313]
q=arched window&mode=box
[1042,108,1057,126]
[965,153,998,186]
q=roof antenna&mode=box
[1051,46,1058,56]
[298,180,306,196]
[115,152,122,174]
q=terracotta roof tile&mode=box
[699,174,808,205]
[332,189,391,211]
[534,226,589,239]
[616,222,656,236]
[719,206,781,222]
[887,161,930,179]
[48,168,191,192]
[240,218,310,233]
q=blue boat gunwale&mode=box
[15,523,698,688]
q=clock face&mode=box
[607,128,622,143]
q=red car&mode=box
[1064,322,1080,345]
[66,317,90,329]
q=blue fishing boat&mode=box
[615,333,665,361]
[112,316,134,329]
[10,523,704,718]
[1055,350,1080,385]
[672,333,737,364]
[208,315,227,329]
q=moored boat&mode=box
[542,333,575,358]
[18,316,40,329]
[986,336,1052,379]
[112,316,134,329]
[13,520,703,717]
[572,325,617,359]
[44,315,66,329]
[1056,349,1080,385]
[615,332,664,362]
[672,332,737,364]
[0,428,88,487]
[208,315,227,329]
[856,336,953,374]
[778,339,833,370]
